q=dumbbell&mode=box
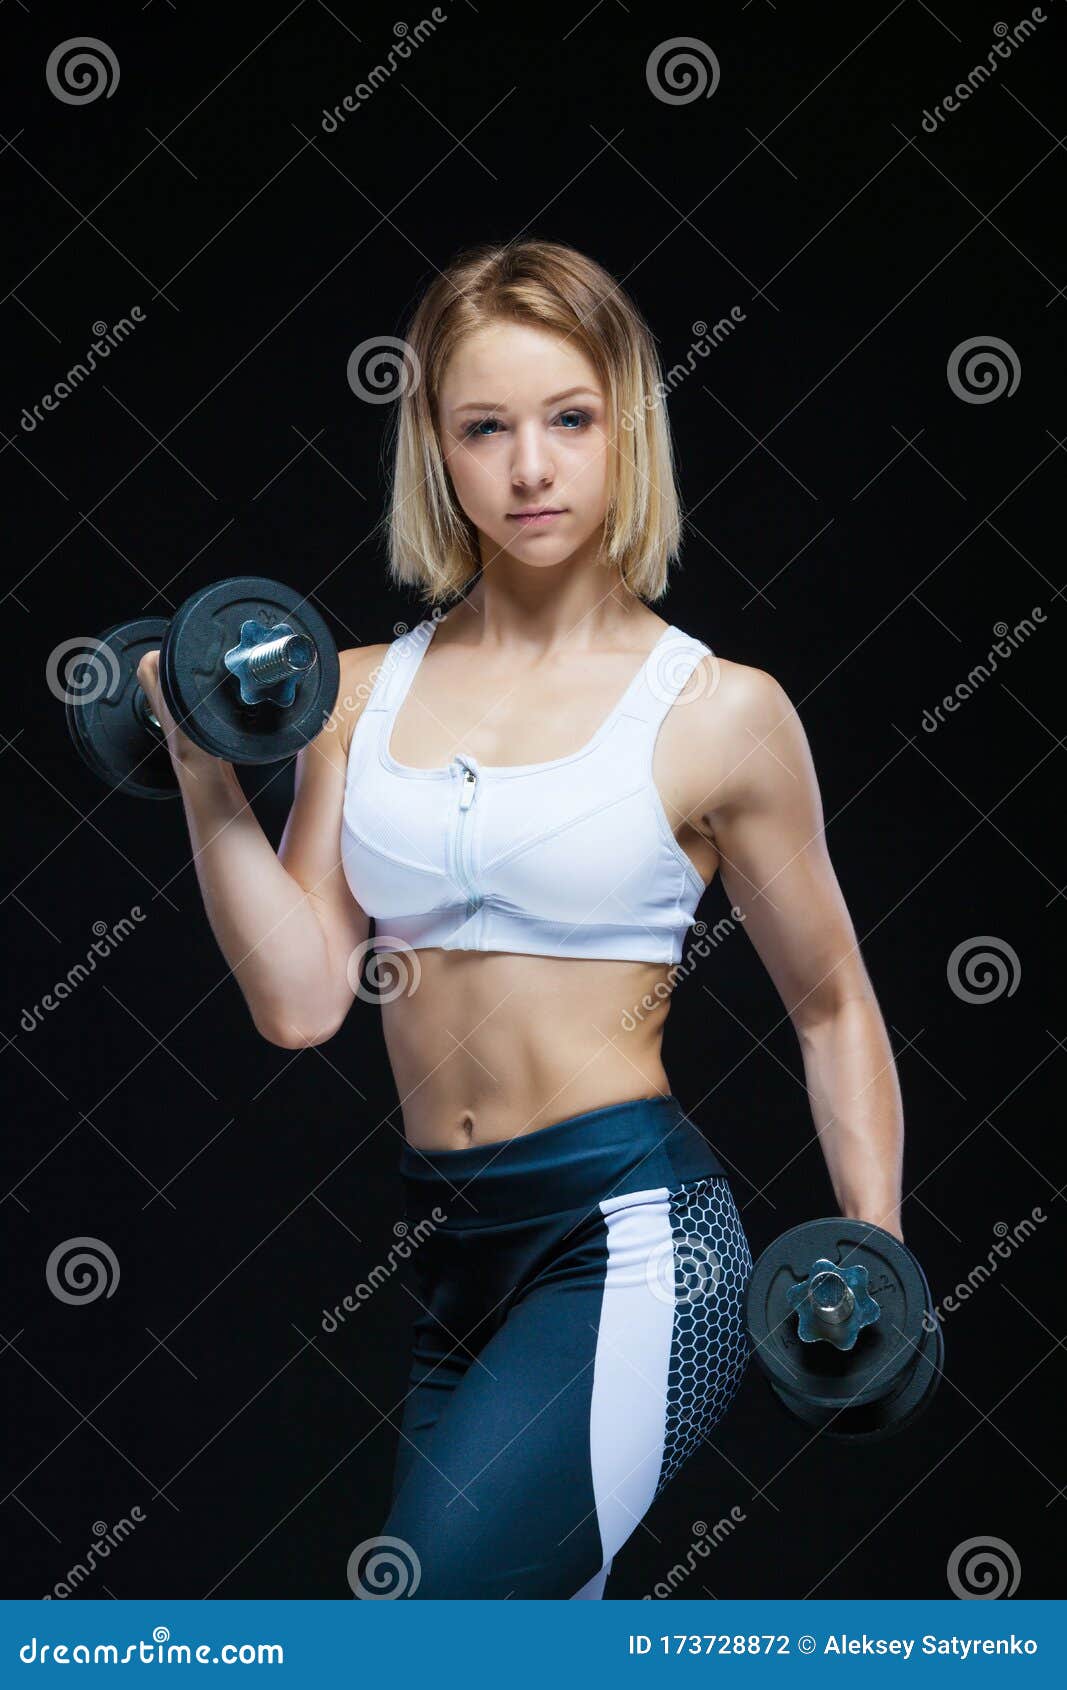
[63,576,340,799]
[743,1218,943,1441]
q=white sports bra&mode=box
[340,617,713,964]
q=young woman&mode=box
[137,241,904,1600]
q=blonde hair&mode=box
[384,240,683,608]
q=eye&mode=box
[463,416,501,439]
[557,409,591,430]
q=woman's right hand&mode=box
[135,649,214,771]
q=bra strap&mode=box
[620,630,715,733]
[362,620,436,715]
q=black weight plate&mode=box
[770,1312,944,1442]
[744,1217,929,1411]
[65,618,178,799]
[160,577,339,765]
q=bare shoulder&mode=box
[333,641,394,756]
[673,652,816,820]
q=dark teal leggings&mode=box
[353,1096,752,1600]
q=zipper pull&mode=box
[459,765,477,810]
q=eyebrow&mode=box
[452,386,601,413]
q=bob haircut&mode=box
[385,240,683,608]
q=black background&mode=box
[2,0,1063,1602]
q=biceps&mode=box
[278,734,370,962]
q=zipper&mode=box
[452,756,481,919]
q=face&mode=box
[437,321,611,572]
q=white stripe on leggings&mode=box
[569,1186,675,1599]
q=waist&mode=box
[398,1093,727,1229]
[380,949,674,1145]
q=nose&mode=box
[509,420,554,491]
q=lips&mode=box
[507,508,565,522]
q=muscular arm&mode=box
[152,644,384,1048]
[693,663,904,1241]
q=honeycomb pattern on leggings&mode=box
[655,1178,754,1497]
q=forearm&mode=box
[795,993,905,1240]
[172,752,343,1043]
